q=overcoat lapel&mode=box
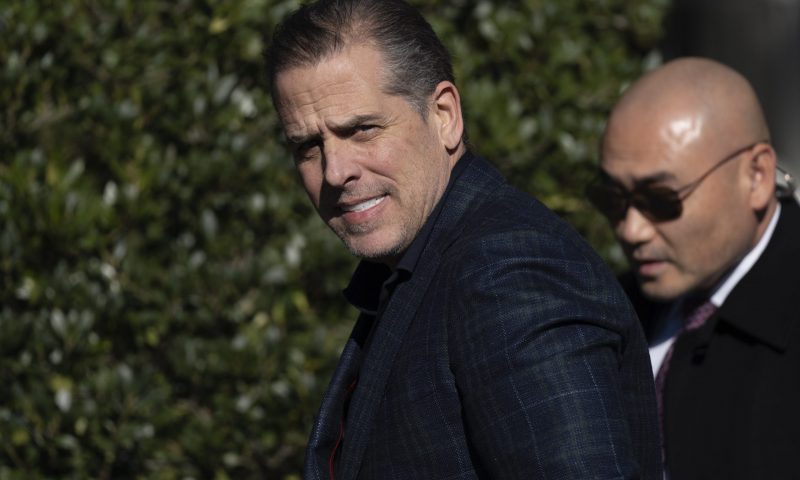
[715,199,800,346]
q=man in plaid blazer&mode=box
[267,0,662,478]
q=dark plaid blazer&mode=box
[305,153,662,479]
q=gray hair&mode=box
[265,0,455,117]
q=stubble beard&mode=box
[331,219,410,263]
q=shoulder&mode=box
[435,154,601,275]
[440,180,635,328]
[450,181,612,282]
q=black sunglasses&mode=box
[587,141,765,223]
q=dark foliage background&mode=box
[1,1,666,478]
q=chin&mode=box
[342,237,405,263]
[639,280,689,303]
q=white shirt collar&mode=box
[709,203,781,307]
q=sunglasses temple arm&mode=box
[775,164,800,204]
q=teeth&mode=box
[343,195,386,213]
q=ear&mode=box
[746,142,777,210]
[430,81,464,152]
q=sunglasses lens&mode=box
[587,183,627,222]
[635,187,682,221]
[588,181,684,222]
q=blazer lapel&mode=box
[335,154,504,478]
[336,246,443,479]
[304,314,372,480]
[304,153,506,479]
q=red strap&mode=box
[328,378,358,480]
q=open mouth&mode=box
[340,195,387,213]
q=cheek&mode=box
[297,165,323,206]
[665,214,727,271]
[398,131,443,180]
[364,138,419,185]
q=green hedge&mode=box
[0,1,666,478]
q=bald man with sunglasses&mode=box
[589,57,800,479]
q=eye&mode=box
[351,124,379,139]
[293,139,322,163]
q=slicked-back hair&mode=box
[266,0,455,118]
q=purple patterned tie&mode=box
[654,299,717,452]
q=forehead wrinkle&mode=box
[276,45,397,145]
[281,80,366,140]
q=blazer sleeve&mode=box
[446,228,653,479]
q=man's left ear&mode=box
[431,81,464,152]
[747,142,777,210]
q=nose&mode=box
[322,139,361,188]
[615,206,656,247]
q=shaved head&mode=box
[607,57,769,156]
[599,57,778,301]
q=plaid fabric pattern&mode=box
[305,154,662,479]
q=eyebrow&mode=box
[329,113,386,132]
[634,171,678,186]
[286,113,387,146]
[285,131,316,147]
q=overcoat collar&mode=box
[711,199,800,352]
